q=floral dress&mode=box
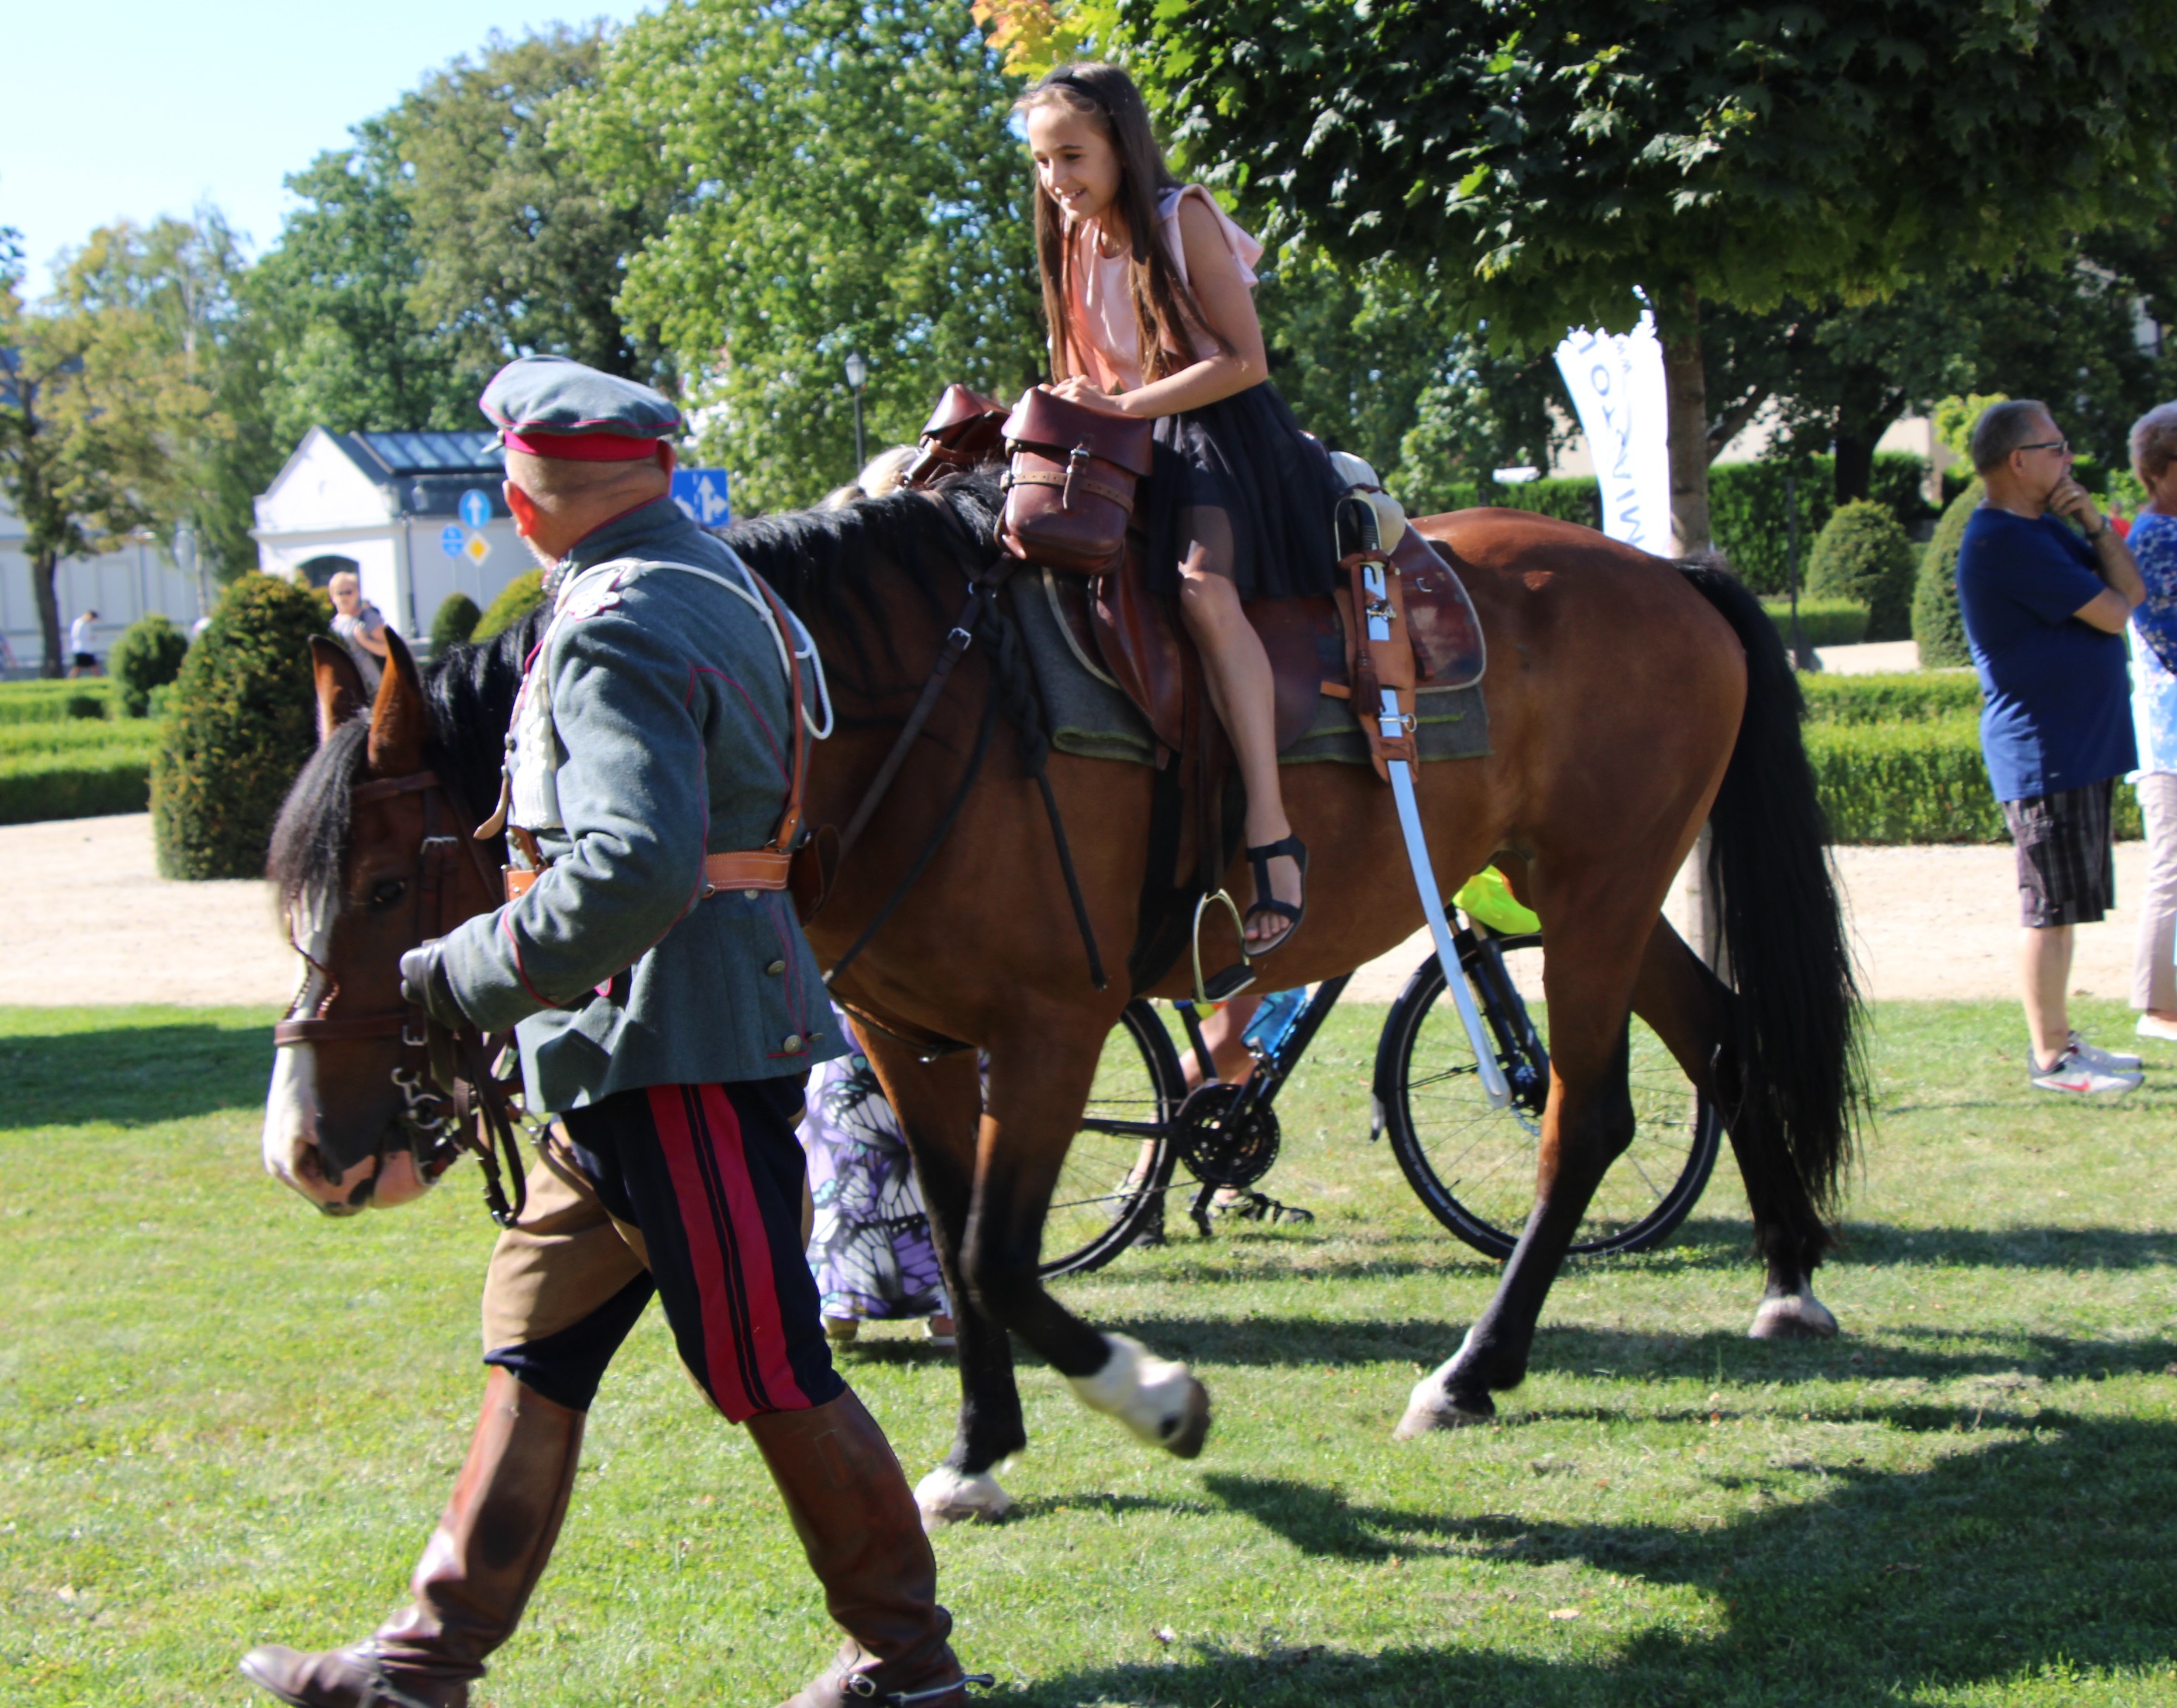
[2127,512,2177,775]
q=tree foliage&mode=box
[1914,479,1985,668]
[430,591,483,652]
[1102,0,2177,545]
[572,0,1045,511]
[0,219,247,672]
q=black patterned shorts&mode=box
[2003,778,2116,928]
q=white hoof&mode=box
[1392,1361,1495,1439]
[914,1463,1013,1528]
[1067,1333,1213,1458]
[1750,1289,1839,1341]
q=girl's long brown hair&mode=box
[1019,63,1233,386]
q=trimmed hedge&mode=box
[1808,500,1916,641]
[152,574,331,879]
[0,680,115,723]
[1799,671,1981,725]
[1913,479,1982,668]
[1808,713,2142,844]
[0,719,164,825]
[473,570,546,641]
[1761,597,1868,648]
[109,613,190,718]
[431,591,483,652]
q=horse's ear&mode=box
[365,629,429,778]
[309,638,368,745]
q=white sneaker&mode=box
[2069,1031,2143,1071]
[2137,1014,2177,1043]
[2031,1046,2142,1096]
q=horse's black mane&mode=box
[266,472,1002,904]
[268,610,545,904]
[723,469,1002,680]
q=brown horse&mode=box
[262,469,1858,1522]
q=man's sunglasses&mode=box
[2018,438,2071,455]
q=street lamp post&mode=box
[844,350,869,474]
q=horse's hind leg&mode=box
[1398,879,1647,1436]
[1629,918,1839,1339]
[852,1036,1026,1525]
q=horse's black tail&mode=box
[1681,562,1866,1230]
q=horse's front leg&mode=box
[969,1019,1212,1459]
[854,1036,1025,1527]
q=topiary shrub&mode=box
[430,591,483,653]
[473,570,545,641]
[1808,500,1918,641]
[152,574,331,879]
[108,613,190,718]
[1913,479,1983,669]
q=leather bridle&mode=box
[272,768,532,1226]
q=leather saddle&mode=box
[906,383,1485,766]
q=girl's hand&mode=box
[1048,375,1132,415]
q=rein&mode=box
[273,768,532,1227]
[824,556,1106,993]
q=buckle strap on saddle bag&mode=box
[502,847,795,906]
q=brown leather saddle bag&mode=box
[905,384,1012,487]
[999,388,1154,577]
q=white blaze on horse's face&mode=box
[260,887,431,1213]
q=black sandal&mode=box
[1243,834,1308,955]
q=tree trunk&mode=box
[1661,286,1712,555]
[1832,431,1875,506]
[32,547,63,678]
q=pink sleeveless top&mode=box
[1060,185,1263,393]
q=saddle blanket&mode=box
[1010,568,1490,769]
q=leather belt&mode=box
[505,848,792,904]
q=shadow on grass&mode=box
[1,1021,273,1131]
[1105,1315,2177,1390]
[1024,1410,2177,1704]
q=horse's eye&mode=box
[369,878,410,911]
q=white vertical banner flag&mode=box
[1554,312,1672,555]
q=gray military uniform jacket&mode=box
[439,497,840,1113]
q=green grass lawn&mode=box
[4,1000,2176,1707]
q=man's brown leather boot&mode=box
[239,1370,584,1708]
[749,1389,988,1708]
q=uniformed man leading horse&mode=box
[247,356,984,1708]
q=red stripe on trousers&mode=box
[646,1083,810,1420]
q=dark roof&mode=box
[349,431,504,477]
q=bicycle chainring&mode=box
[1172,1083,1282,1188]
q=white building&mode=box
[252,429,528,634]
[0,499,209,675]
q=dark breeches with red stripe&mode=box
[554,1077,843,1420]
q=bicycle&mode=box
[1039,914,1722,1277]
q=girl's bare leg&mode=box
[1175,554,1301,948]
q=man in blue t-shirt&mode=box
[1957,399,2146,1094]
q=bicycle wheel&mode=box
[1039,1000,1184,1277]
[1377,933,1721,1259]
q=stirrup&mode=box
[1191,890,1256,1004]
[1243,835,1309,956]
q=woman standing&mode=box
[2123,403,2177,1041]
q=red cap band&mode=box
[501,428,666,462]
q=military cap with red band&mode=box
[480,353,681,462]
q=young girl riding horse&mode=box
[1021,62,1342,952]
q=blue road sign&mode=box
[458,489,493,531]
[671,469,732,527]
[440,525,466,559]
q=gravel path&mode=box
[0,813,2150,1009]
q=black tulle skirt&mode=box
[1141,381,1343,600]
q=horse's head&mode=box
[262,629,513,1214]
